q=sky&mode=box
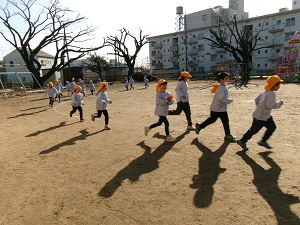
[0,0,293,63]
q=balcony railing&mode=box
[268,24,284,33]
[187,60,198,67]
[170,45,179,52]
[188,49,198,55]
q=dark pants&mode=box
[241,116,276,143]
[49,97,54,106]
[70,106,83,120]
[96,110,109,125]
[198,111,231,135]
[168,102,192,126]
[150,116,170,135]
[55,93,62,102]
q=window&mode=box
[258,23,261,27]
[198,33,204,40]
[199,67,205,73]
[265,64,268,67]
[277,20,281,25]
[286,17,295,26]
[285,32,295,41]
[265,50,268,54]
[9,61,13,67]
[198,56,205,63]
[198,44,204,52]
[258,51,261,54]
[258,64,260,68]
[211,55,217,62]
[266,22,268,26]
[202,14,207,21]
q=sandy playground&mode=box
[0,79,300,225]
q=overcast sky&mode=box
[0,0,293,62]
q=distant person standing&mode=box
[144,77,149,88]
[129,77,134,90]
[168,71,195,131]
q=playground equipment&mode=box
[275,31,300,82]
[0,72,44,99]
[210,61,247,86]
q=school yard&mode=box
[0,79,299,225]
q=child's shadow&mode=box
[190,139,230,208]
[236,150,300,224]
[98,131,189,198]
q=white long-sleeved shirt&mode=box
[252,91,282,121]
[54,83,63,94]
[72,92,84,107]
[45,87,58,98]
[154,91,174,116]
[96,91,112,110]
[210,84,232,112]
[174,80,189,102]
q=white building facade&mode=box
[148,0,300,78]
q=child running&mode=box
[124,78,129,91]
[89,80,95,95]
[168,71,195,131]
[66,81,72,95]
[144,79,176,142]
[77,78,86,96]
[54,79,63,103]
[195,72,236,141]
[45,82,58,107]
[237,75,283,150]
[70,85,84,122]
[91,82,112,130]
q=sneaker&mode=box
[258,141,272,149]
[91,114,95,121]
[70,112,72,117]
[166,135,177,142]
[237,139,249,151]
[144,126,150,136]
[225,134,236,141]
[104,125,111,130]
[195,123,201,135]
[187,126,196,131]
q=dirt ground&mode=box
[0,79,299,225]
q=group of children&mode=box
[69,81,112,129]
[46,72,284,150]
[65,78,97,96]
[145,71,283,151]
[45,79,63,107]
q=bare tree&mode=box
[0,0,107,87]
[85,53,108,81]
[106,28,149,76]
[204,14,273,84]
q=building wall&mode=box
[148,6,300,78]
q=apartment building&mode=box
[148,0,300,78]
